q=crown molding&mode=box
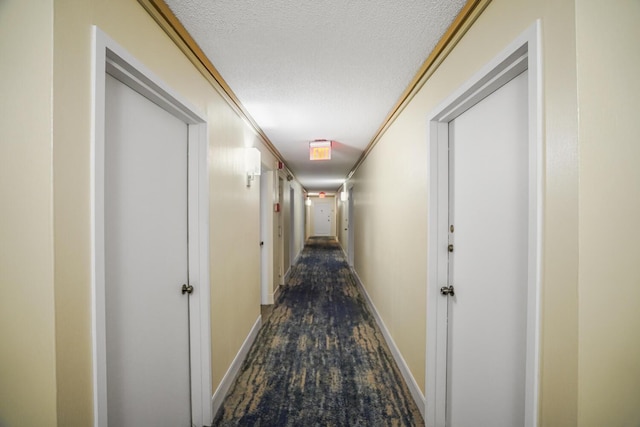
[137,0,491,185]
[137,0,294,176]
[348,0,493,177]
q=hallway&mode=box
[4,1,640,425]
[212,237,424,426]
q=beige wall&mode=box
[576,1,640,425]
[347,0,582,423]
[0,1,58,425]
[349,0,640,424]
[2,0,299,424]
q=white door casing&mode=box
[347,187,355,266]
[426,22,542,427]
[289,186,296,266]
[260,169,275,305]
[92,27,212,427]
[277,177,284,286]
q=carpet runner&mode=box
[212,236,424,426]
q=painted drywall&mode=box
[347,0,581,424]
[47,0,297,424]
[0,1,58,425]
[576,1,640,425]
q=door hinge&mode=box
[181,284,194,295]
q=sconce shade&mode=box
[246,147,261,187]
[245,147,262,177]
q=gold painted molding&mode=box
[137,0,291,173]
[348,0,493,177]
[138,0,491,181]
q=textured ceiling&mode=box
[165,0,467,191]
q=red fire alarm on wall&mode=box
[276,161,284,170]
[274,203,280,212]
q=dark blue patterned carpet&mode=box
[212,236,424,426]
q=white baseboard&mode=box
[284,250,302,283]
[210,315,262,420]
[350,269,426,419]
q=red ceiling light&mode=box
[309,140,332,161]
[319,192,326,198]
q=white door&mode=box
[277,177,284,286]
[105,74,191,426]
[347,188,355,266]
[289,187,296,264]
[260,170,274,305]
[445,70,529,426]
[313,202,332,236]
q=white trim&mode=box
[425,120,450,427]
[211,315,262,417]
[91,26,212,427]
[273,283,283,303]
[289,186,296,268]
[260,169,275,305]
[340,245,349,260]
[283,251,302,283]
[347,186,355,267]
[188,122,213,426]
[351,269,426,419]
[425,21,542,427]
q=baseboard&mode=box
[340,245,348,259]
[210,315,262,419]
[350,269,426,419]
[274,283,282,302]
[284,250,302,283]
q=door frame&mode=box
[289,186,296,266]
[425,22,542,427]
[277,176,285,286]
[260,169,275,304]
[347,186,355,267]
[91,27,212,427]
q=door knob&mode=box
[181,284,194,295]
[440,285,455,296]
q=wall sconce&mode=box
[305,197,312,207]
[245,147,261,187]
[340,191,348,202]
